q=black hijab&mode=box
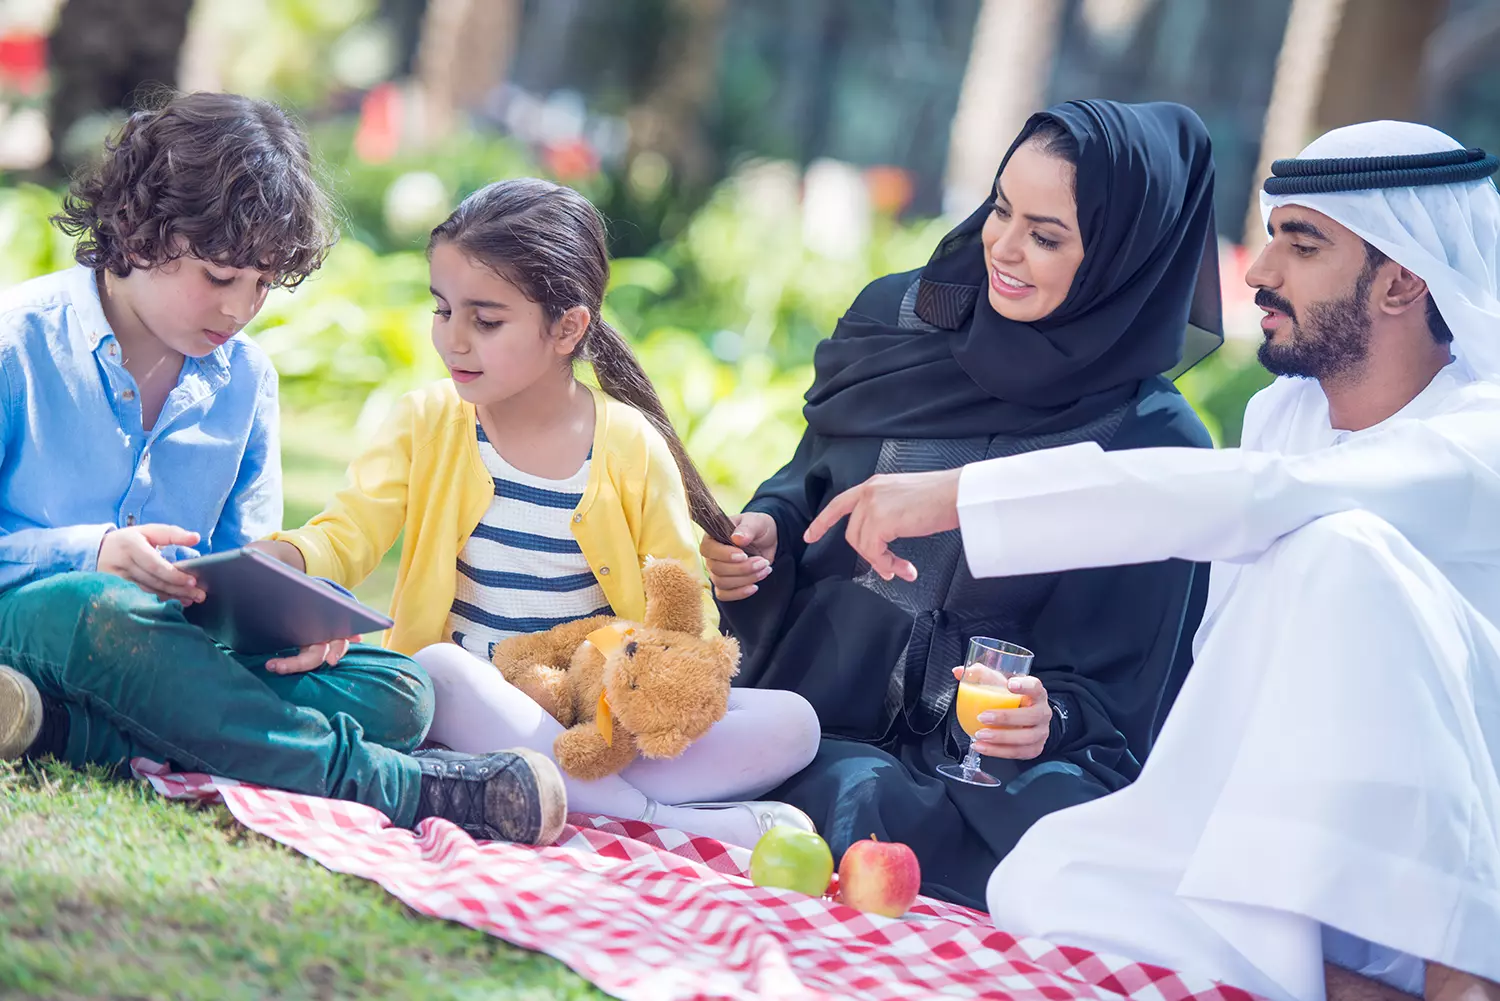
[802,99,1223,439]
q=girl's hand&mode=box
[952,666,1051,761]
[265,637,359,675]
[247,539,306,573]
[98,524,206,604]
[700,512,778,601]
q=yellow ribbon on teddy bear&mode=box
[585,622,637,746]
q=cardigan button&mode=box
[573,513,583,523]
[599,566,610,575]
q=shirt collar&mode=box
[66,265,114,353]
[65,263,234,376]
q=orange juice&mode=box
[955,681,1024,736]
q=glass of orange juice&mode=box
[937,636,1035,787]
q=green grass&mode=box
[0,761,603,1000]
[1,409,603,1000]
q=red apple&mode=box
[837,835,921,918]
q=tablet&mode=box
[177,547,394,655]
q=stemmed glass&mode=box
[937,636,1035,787]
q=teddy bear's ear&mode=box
[641,559,704,634]
[712,634,741,680]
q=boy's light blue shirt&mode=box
[0,265,282,592]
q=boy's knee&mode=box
[55,571,152,610]
[62,573,174,638]
[347,647,435,752]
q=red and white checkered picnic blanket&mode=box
[133,759,1260,1001]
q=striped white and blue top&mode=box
[446,422,612,660]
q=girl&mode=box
[258,179,819,848]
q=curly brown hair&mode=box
[52,91,337,289]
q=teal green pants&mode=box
[0,572,428,826]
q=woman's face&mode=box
[979,142,1085,322]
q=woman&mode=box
[701,100,1223,909]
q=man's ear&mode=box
[1379,266,1429,316]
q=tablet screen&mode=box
[178,548,394,655]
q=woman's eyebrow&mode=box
[995,181,1072,231]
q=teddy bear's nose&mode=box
[623,640,639,657]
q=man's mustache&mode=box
[1255,288,1296,322]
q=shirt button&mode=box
[122,389,136,401]
[599,566,610,575]
[125,514,137,526]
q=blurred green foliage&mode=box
[309,123,538,253]
[0,153,1270,514]
[195,0,387,110]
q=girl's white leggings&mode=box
[414,643,821,835]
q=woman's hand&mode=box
[247,539,307,573]
[265,637,359,676]
[97,524,206,604]
[700,512,777,601]
[953,665,1051,760]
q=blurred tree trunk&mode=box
[943,0,1065,215]
[1242,0,1449,249]
[414,0,522,143]
[1240,0,1347,249]
[381,0,430,79]
[1316,0,1447,129]
[1421,2,1500,118]
[625,0,727,191]
[46,0,193,176]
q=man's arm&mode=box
[958,407,1500,579]
[806,404,1500,583]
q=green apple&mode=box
[749,827,834,897]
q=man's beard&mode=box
[1256,268,1375,381]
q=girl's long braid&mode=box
[586,319,736,545]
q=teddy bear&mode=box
[491,557,740,781]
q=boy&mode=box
[0,92,564,845]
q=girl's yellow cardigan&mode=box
[272,380,717,655]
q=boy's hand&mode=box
[700,512,777,601]
[246,539,306,573]
[98,524,206,604]
[265,637,360,675]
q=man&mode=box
[802,121,1500,1001]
